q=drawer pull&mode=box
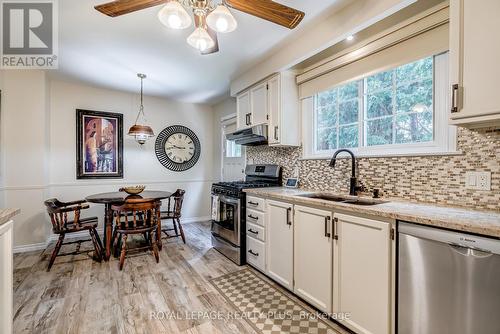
[324,216,331,238]
[248,249,259,257]
[248,214,259,220]
[248,228,259,235]
[248,201,259,206]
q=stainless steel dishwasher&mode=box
[398,222,500,334]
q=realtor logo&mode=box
[1,0,58,69]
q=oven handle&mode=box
[217,194,241,205]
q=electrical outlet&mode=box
[477,172,491,191]
[465,171,491,191]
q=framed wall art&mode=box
[76,109,123,179]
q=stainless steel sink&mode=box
[297,193,388,206]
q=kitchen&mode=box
[1,0,499,333]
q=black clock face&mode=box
[155,125,201,172]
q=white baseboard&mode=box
[13,242,48,254]
[13,217,211,253]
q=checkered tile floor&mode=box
[211,269,344,334]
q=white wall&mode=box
[230,0,416,95]
[0,70,50,248]
[212,97,237,181]
[0,74,216,249]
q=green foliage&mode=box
[316,56,434,151]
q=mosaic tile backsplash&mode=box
[247,127,500,212]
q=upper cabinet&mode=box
[235,72,300,146]
[449,0,500,127]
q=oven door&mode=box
[211,194,241,246]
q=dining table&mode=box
[86,190,173,260]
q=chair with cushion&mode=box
[160,189,186,244]
[111,199,161,270]
[44,198,103,271]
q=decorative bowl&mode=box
[119,185,145,195]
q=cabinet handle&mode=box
[246,113,252,125]
[248,201,259,206]
[248,229,259,235]
[248,249,259,257]
[324,216,331,238]
[286,207,292,226]
[274,126,279,140]
[451,84,459,113]
[333,217,339,240]
[248,214,258,220]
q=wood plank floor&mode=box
[13,221,349,334]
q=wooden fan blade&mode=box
[95,0,168,17]
[226,0,304,29]
[194,14,219,55]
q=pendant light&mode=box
[128,74,154,145]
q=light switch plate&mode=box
[465,171,491,191]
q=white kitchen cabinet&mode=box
[294,205,333,313]
[0,221,13,334]
[333,213,393,334]
[236,90,251,130]
[250,82,268,127]
[267,72,300,146]
[266,200,294,290]
[449,0,500,127]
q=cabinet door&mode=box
[333,213,392,334]
[267,75,281,145]
[450,0,500,122]
[266,200,293,290]
[236,91,251,130]
[294,205,333,313]
[250,82,268,126]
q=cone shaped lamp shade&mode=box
[187,27,215,52]
[206,5,237,33]
[158,1,192,29]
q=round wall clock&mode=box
[155,125,201,172]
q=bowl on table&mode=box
[119,186,145,195]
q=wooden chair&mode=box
[44,199,103,271]
[160,189,186,244]
[111,199,161,270]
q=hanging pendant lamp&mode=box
[128,73,154,145]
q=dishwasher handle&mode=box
[448,243,494,258]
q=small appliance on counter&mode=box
[211,164,282,265]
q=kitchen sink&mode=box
[297,193,388,206]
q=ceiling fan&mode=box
[95,0,305,55]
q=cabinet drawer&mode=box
[247,222,265,242]
[246,196,265,212]
[246,209,265,227]
[246,236,265,271]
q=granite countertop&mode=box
[0,208,20,227]
[244,188,500,238]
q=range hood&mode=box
[226,124,268,146]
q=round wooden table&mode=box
[86,191,172,260]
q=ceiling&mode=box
[54,0,346,104]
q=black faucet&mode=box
[329,149,361,196]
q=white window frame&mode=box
[302,52,457,159]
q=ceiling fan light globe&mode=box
[187,27,215,52]
[206,5,237,33]
[158,1,192,30]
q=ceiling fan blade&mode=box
[194,14,219,55]
[226,0,304,29]
[95,0,168,17]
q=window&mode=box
[307,53,455,158]
[225,139,242,158]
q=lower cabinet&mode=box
[266,200,294,290]
[293,205,333,313]
[333,213,393,334]
[247,235,265,271]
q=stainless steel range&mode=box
[211,164,281,265]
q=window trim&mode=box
[302,52,458,160]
